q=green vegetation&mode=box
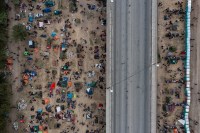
[0,0,11,132]
[169,46,177,52]
[12,24,28,41]
[13,0,20,7]
[69,0,78,13]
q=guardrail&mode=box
[184,0,191,133]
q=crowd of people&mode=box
[7,0,106,132]
[157,1,190,133]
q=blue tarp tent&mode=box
[51,31,56,37]
[86,88,93,95]
[42,8,51,13]
[67,92,73,99]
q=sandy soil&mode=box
[7,0,106,133]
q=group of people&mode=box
[157,1,190,133]
[9,0,107,133]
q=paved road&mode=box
[190,0,200,132]
[109,0,152,132]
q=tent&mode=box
[56,106,61,113]
[43,98,50,104]
[50,82,56,89]
[45,1,55,7]
[24,51,30,56]
[28,40,35,48]
[86,88,93,95]
[87,81,97,88]
[68,81,72,87]
[34,125,39,132]
[54,10,62,15]
[61,77,68,87]
[67,92,73,99]
[37,109,43,114]
[39,22,44,28]
[51,32,56,37]
[43,8,51,13]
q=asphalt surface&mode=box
[110,0,152,132]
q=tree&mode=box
[13,0,20,7]
[0,12,7,26]
[12,24,28,42]
[169,46,177,52]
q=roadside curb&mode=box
[151,0,157,132]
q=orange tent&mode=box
[68,81,72,87]
[43,131,48,133]
[54,36,59,40]
[43,98,50,104]
[7,58,13,65]
[174,129,178,133]
[39,125,43,131]
[23,74,29,80]
[34,48,39,53]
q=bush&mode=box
[169,46,177,52]
[12,24,28,41]
[13,0,20,7]
[69,0,78,13]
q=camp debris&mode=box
[17,99,27,110]
[13,121,19,130]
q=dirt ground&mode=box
[157,0,187,133]
[6,0,106,133]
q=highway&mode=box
[106,0,153,132]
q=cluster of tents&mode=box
[184,0,191,133]
[22,69,37,85]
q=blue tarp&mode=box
[86,88,93,95]
[28,16,34,22]
[67,92,73,99]
[43,8,51,13]
[51,31,56,37]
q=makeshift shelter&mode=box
[42,8,51,13]
[54,35,59,40]
[51,32,56,37]
[28,13,34,22]
[50,82,56,90]
[67,92,73,99]
[45,104,52,112]
[56,106,61,113]
[61,77,68,87]
[39,22,44,28]
[24,51,30,56]
[54,10,62,15]
[28,40,35,48]
[86,88,93,95]
[34,125,39,132]
[37,109,43,114]
[87,81,97,88]
[68,81,72,87]
[45,1,55,7]
[42,98,50,104]
[61,43,66,51]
